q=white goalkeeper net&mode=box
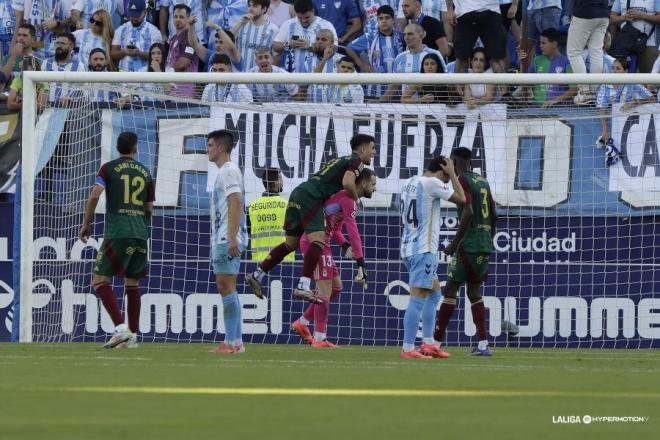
[19,72,660,348]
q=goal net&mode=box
[17,72,660,348]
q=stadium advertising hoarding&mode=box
[1,103,658,345]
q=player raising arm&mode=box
[246,134,376,303]
[291,169,377,347]
[399,155,466,359]
[79,132,155,349]
[207,130,249,355]
[434,147,497,356]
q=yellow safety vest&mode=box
[248,195,294,261]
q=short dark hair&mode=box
[540,27,560,43]
[57,32,76,45]
[208,129,236,153]
[249,0,270,10]
[261,168,281,189]
[356,167,375,185]
[376,5,395,18]
[350,134,375,151]
[18,23,37,38]
[427,156,448,173]
[89,47,107,59]
[451,147,472,161]
[614,57,629,71]
[211,53,232,66]
[117,132,138,154]
[294,0,314,14]
[339,56,355,67]
[173,3,191,16]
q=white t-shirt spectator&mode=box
[612,0,659,47]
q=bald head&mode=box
[403,23,425,50]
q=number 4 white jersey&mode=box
[400,175,454,258]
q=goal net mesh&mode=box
[23,76,660,348]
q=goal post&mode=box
[17,71,660,347]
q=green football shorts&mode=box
[447,249,490,284]
[283,186,326,236]
[94,238,148,279]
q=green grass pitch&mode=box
[1,344,658,440]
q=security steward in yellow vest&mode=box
[248,168,294,261]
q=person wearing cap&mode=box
[112,0,162,72]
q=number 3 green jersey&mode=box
[457,171,496,254]
[96,157,155,240]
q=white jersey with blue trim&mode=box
[211,161,248,248]
[72,0,123,28]
[394,45,446,73]
[236,20,279,72]
[201,83,253,103]
[113,20,162,72]
[400,175,454,258]
[40,58,86,103]
[247,65,299,102]
[396,0,446,20]
[73,29,105,67]
[162,0,206,42]
[273,16,337,73]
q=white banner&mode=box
[208,103,508,200]
[609,103,660,193]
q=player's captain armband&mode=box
[95,176,106,187]
[184,46,195,55]
[354,162,364,176]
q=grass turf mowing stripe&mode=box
[58,386,660,399]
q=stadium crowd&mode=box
[0,0,657,106]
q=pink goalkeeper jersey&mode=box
[300,190,364,259]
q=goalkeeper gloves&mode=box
[341,242,354,260]
[355,258,367,288]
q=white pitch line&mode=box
[57,386,660,399]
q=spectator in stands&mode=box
[112,0,162,72]
[304,28,342,101]
[135,42,169,99]
[203,23,242,69]
[1,23,35,79]
[346,5,404,100]
[400,0,450,56]
[360,0,400,37]
[0,0,16,62]
[87,47,128,105]
[272,0,337,73]
[401,52,455,103]
[201,53,253,102]
[313,0,362,44]
[524,0,562,49]
[160,0,206,43]
[8,55,46,111]
[382,23,445,101]
[396,0,447,31]
[248,47,299,102]
[567,0,610,105]
[500,0,522,46]
[74,9,116,71]
[231,0,279,72]
[596,58,656,146]
[609,0,659,73]
[71,0,123,30]
[463,48,497,109]
[524,27,577,107]
[205,0,247,46]
[39,32,86,107]
[166,3,200,98]
[445,0,507,75]
[266,0,294,27]
[325,56,365,103]
[12,0,73,59]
